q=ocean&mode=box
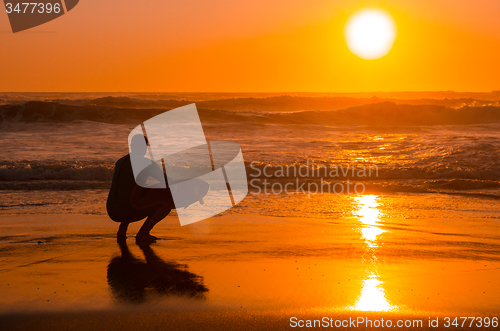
[1,92,500,219]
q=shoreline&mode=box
[0,211,499,320]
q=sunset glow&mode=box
[1,0,500,91]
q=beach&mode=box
[1,192,499,329]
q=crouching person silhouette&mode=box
[107,134,174,242]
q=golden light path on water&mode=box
[351,195,394,312]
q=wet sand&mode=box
[0,209,499,330]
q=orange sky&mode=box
[1,0,499,92]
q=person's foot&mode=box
[135,233,159,242]
[116,236,127,244]
[117,231,127,239]
[117,222,129,240]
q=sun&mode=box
[344,9,396,60]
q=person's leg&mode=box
[117,222,129,239]
[130,185,174,241]
[136,205,172,241]
[131,185,173,210]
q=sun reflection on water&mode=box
[351,195,394,312]
[354,195,385,247]
[353,273,393,311]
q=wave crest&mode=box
[2,100,500,126]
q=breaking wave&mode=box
[2,99,500,126]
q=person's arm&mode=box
[136,160,167,187]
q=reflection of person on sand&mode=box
[107,240,208,303]
[107,134,174,241]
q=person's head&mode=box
[130,134,149,156]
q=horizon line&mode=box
[1,90,500,94]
